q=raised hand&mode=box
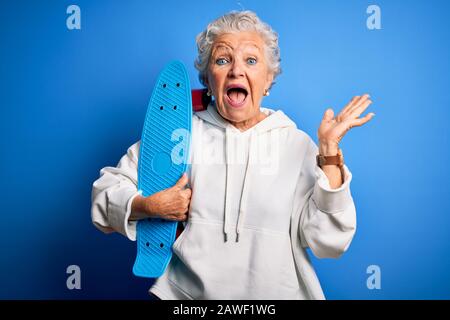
[318,94,375,155]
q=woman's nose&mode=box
[228,60,245,78]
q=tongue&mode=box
[228,90,246,104]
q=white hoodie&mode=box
[91,104,357,300]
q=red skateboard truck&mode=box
[191,88,211,112]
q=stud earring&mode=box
[206,89,212,97]
[264,89,270,96]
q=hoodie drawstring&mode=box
[223,127,256,242]
[235,132,255,242]
[223,127,232,242]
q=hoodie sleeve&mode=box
[296,137,357,259]
[90,141,141,241]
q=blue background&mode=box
[1,0,449,299]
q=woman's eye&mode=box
[216,58,229,65]
[247,58,257,65]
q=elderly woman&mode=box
[91,11,374,300]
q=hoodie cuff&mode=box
[108,186,140,241]
[312,164,353,214]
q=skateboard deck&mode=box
[132,61,192,278]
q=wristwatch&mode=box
[316,148,345,181]
[316,148,344,167]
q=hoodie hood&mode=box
[195,103,297,242]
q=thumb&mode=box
[174,172,189,189]
[322,108,334,122]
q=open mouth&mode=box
[225,86,248,107]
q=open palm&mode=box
[318,94,375,147]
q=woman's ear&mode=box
[265,72,274,91]
[203,76,210,90]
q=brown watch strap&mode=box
[316,148,345,182]
[316,148,344,167]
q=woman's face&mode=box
[206,31,274,128]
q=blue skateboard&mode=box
[132,61,192,278]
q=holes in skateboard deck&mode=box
[145,241,164,249]
[159,81,183,111]
[162,82,181,88]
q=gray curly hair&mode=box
[195,10,281,87]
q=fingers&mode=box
[162,198,190,220]
[348,112,375,128]
[349,99,372,120]
[165,213,188,221]
[337,96,360,119]
[181,187,192,200]
[173,213,188,221]
[173,202,190,221]
[322,108,334,122]
[174,172,189,189]
[336,94,371,122]
[171,187,191,221]
[347,94,371,117]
